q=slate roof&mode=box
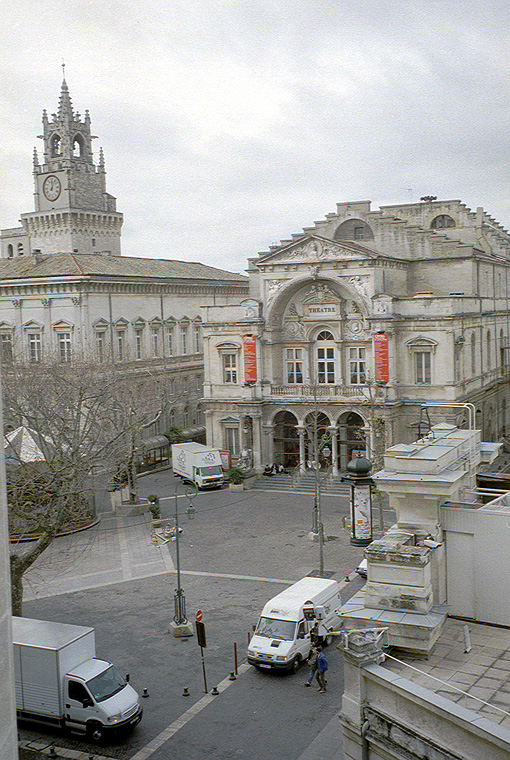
[0,253,247,284]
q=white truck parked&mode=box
[171,443,224,489]
[13,617,142,742]
[247,577,342,673]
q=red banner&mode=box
[243,336,257,382]
[374,333,389,383]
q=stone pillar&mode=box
[338,424,348,471]
[296,426,306,473]
[0,360,19,759]
[262,423,274,466]
[252,414,262,472]
[204,409,215,448]
[328,425,338,476]
[340,628,387,760]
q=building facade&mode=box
[203,199,510,471]
[0,78,248,442]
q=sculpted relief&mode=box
[273,238,359,263]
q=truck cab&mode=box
[64,659,142,741]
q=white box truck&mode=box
[247,577,342,673]
[13,617,142,742]
[171,443,224,489]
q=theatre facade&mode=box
[202,199,510,473]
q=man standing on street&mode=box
[315,646,328,693]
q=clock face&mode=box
[43,175,61,202]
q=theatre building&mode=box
[202,198,510,472]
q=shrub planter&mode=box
[229,483,244,492]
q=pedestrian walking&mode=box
[304,646,318,687]
[315,646,328,693]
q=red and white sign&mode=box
[243,336,257,382]
[374,332,389,383]
[196,609,203,622]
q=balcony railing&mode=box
[269,384,367,398]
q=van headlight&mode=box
[275,656,287,661]
[107,713,122,724]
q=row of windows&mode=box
[6,243,24,258]
[333,214,456,243]
[0,324,203,364]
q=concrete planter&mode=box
[229,483,244,492]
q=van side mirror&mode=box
[297,631,305,639]
[125,673,130,682]
[82,696,93,708]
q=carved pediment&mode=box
[261,235,379,265]
[302,283,342,304]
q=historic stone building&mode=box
[0,77,248,444]
[202,199,510,472]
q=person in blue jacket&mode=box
[315,646,328,693]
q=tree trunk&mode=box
[10,555,24,616]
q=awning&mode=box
[138,435,170,452]
[181,425,206,439]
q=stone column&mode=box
[296,426,306,473]
[328,425,338,476]
[262,423,274,466]
[340,628,387,760]
[338,424,348,471]
[0,362,19,759]
[252,414,262,472]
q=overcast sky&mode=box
[1,0,509,273]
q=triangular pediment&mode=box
[259,234,381,265]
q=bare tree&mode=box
[100,369,167,503]
[4,360,132,614]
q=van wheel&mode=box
[87,721,104,743]
[291,656,302,674]
[324,634,334,647]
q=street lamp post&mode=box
[151,481,198,637]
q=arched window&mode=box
[51,134,62,156]
[471,333,476,376]
[196,404,204,425]
[183,405,189,429]
[500,329,505,368]
[7,244,13,258]
[487,330,491,369]
[169,408,176,428]
[431,214,455,229]
[315,331,336,384]
[73,134,84,157]
[334,219,374,241]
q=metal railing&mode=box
[270,384,366,398]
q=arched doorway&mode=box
[304,411,331,469]
[273,411,299,468]
[337,411,366,470]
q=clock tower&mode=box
[11,75,123,256]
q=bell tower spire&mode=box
[21,72,123,256]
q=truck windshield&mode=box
[255,617,296,640]
[200,466,222,476]
[87,666,126,702]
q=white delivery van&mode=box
[13,617,142,742]
[247,577,341,673]
[171,443,224,489]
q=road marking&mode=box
[129,663,252,760]
[180,569,293,584]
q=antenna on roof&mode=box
[62,59,66,79]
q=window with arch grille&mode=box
[431,214,455,229]
[316,331,336,384]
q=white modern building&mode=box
[202,199,510,471]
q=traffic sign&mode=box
[196,609,203,622]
